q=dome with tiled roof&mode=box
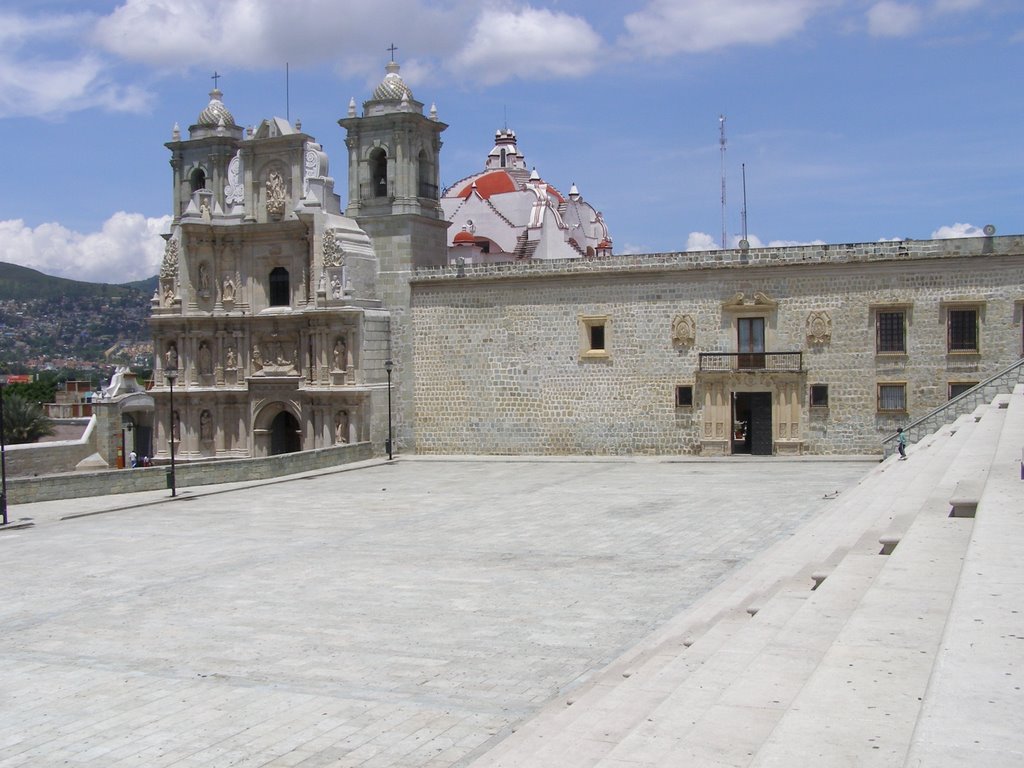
[197,88,235,127]
[372,61,414,101]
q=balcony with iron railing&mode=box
[698,352,804,372]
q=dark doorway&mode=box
[733,391,773,455]
[269,267,290,306]
[270,411,301,455]
[135,424,152,461]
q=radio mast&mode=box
[719,115,727,250]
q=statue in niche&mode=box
[200,410,213,442]
[317,270,327,294]
[331,276,342,299]
[225,345,237,369]
[251,344,263,372]
[163,283,176,307]
[266,171,286,217]
[164,342,178,371]
[222,273,236,302]
[171,410,180,441]
[333,337,347,370]
[198,263,210,294]
[335,410,349,444]
[198,341,213,375]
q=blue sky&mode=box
[0,0,1021,282]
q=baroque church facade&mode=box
[151,61,1024,462]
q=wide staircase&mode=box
[468,387,1024,767]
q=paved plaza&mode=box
[0,457,872,768]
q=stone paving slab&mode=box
[0,457,871,767]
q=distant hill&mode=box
[0,262,158,301]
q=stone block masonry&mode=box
[406,236,1024,456]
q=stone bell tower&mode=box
[338,58,449,453]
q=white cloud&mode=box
[931,222,985,238]
[933,0,983,12]
[0,11,151,119]
[867,2,923,37]
[0,213,171,283]
[621,0,826,55]
[450,6,603,84]
[686,232,721,251]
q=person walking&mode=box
[896,427,907,460]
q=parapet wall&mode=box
[7,441,373,505]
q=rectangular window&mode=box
[809,384,829,408]
[876,310,906,353]
[579,316,610,358]
[737,317,766,369]
[877,383,907,412]
[948,309,978,352]
[675,385,693,408]
[948,382,977,399]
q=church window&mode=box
[810,384,829,408]
[947,308,978,352]
[675,385,694,408]
[877,383,906,413]
[369,148,388,197]
[417,150,436,199]
[500,148,507,168]
[269,267,290,306]
[876,310,906,353]
[190,168,206,192]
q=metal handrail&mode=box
[880,356,1024,446]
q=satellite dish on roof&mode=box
[983,224,996,236]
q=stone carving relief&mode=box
[159,238,179,307]
[265,171,286,218]
[723,291,777,309]
[671,314,696,347]
[224,151,244,206]
[806,310,832,345]
[322,229,344,268]
[251,334,299,376]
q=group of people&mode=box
[127,451,152,468]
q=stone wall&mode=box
[5,418,98,478]
[408,236,1024,456]
[7,441,373,505]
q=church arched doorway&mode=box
[269,410,301,455]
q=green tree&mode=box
[2,392,56,444]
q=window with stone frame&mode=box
[947,308,979,352]
[948,381,978,400]
[809,384,829,408]
[877,382,907,413]
[675,385,694,408]
[876,310,906,353]
[269,267,290,307]
[579,316,610,359]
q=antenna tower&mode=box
[741,163,748,243]
[719,115,727,249]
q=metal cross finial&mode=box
[387,43,397,61]
[211,71,221,89]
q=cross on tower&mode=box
[386,43,397,61]
[211,71,221,89]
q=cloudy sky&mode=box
[0,0,1021,282]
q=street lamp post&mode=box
[384,358,394,460]
[165,368,178,497]
[0,377,8,525]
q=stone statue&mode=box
[252,344,263,372]
[200,410,213,442]
[333,338,347,370]
[171,410,180,441]
[222,274,236,302]
[335,410,349,443]
[225,345,237,369]
[164,342,178,370]
[198,262,210,293]
[198,341,213,374]
[331,276,342,299]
